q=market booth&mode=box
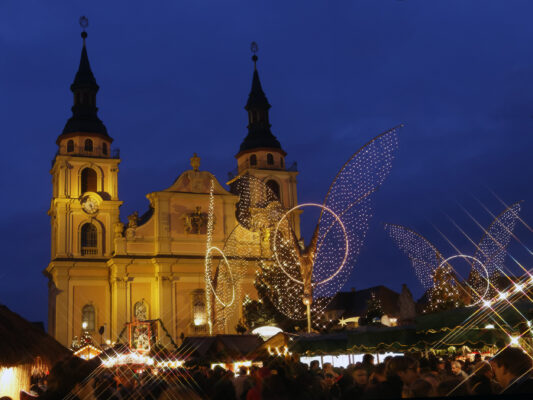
[180,334,263,371]
[0,305,71,399]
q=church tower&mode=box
[232,44,301,237]
[46,21,121,345]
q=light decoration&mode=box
[204,177,258,334]
[73,344,101,360]
[509,336,520,347]
[250,126,400,330]
[385,202,522,310]
[155,360,184,369]
[101,352,155,368]
[251,325,283,340]
[484,324,495,329]
[267,345,292,357]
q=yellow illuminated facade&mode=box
[45,36,299,347]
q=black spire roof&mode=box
[58,30,110,143]
[238,53,283,154]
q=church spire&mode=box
[59,16,110,143]
[238,42,282,154]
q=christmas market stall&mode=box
[180,334,263,371]
[0,305,71,399]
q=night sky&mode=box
[2,1,533,326]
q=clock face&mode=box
[81,196,99,214]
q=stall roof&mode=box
[0,304,71,367]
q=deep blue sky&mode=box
[1,0,533,324]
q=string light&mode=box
[250,126,400,322]
[385,202,522,311]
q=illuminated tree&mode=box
[426,263,463,312]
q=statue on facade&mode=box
[184,206,208,234]
[127,211,139,228]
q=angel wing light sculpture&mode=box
[385,202,522,311]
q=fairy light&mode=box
[509,336,520,346]
[386,202,522,311]
[204,179,215,334]
[248,127,400,323]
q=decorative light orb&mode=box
[482,300,492,308]
[514,283,524,292]
[82,321,88,329]
[498,292,508,300]
[509,336,520,346]
[252,325,283,340]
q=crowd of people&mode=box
[200,347,533,399]
[5,347,533,399]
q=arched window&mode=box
[82,304,95,331]
[250,154,257,166]
[266,179,280,200]
[267,153,274,165]
[280,157,284,168]
[81,223,98,255]
[81,168,97,193]
[67,140,74,152]
[191,289,207,331]
[102,142,108,155]
[84,139,93,152]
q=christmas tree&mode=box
[425,263,463,313]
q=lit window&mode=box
[82,304,95,331]
[192,289,207,332]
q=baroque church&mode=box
[44,32,302,348]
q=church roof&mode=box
[238,56,283,155]
[58,32,110,142]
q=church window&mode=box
[280,157,284,168]
[102,142,108,155]
[81,223,98,255]
[67,140,74,152]
[84,139,93,152]
[81,168,97,193]
[250,154,257,166]
[191,289,207,332]
[81,304,95,331]
[267,153,274,165]
[266,179,280,200]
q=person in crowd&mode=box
[309,360,321,375]
[404,378,435,398]
[364,356,417,399]
[436,377,469,397]
[246,367,271,400]
[341,365,368,400]
[491,347,533,394]
[468,360,498,395]
[367,363,386,389]
[322,362,339,379]
[450,360,468,380]
[233,366,249,400]
[361,354,375,376]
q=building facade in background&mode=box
[45,34,300,347]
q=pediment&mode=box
[164,170,231,195]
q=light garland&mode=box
[240,126,401,323]
[385,202,522,310]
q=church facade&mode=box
[45,34,301,348]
